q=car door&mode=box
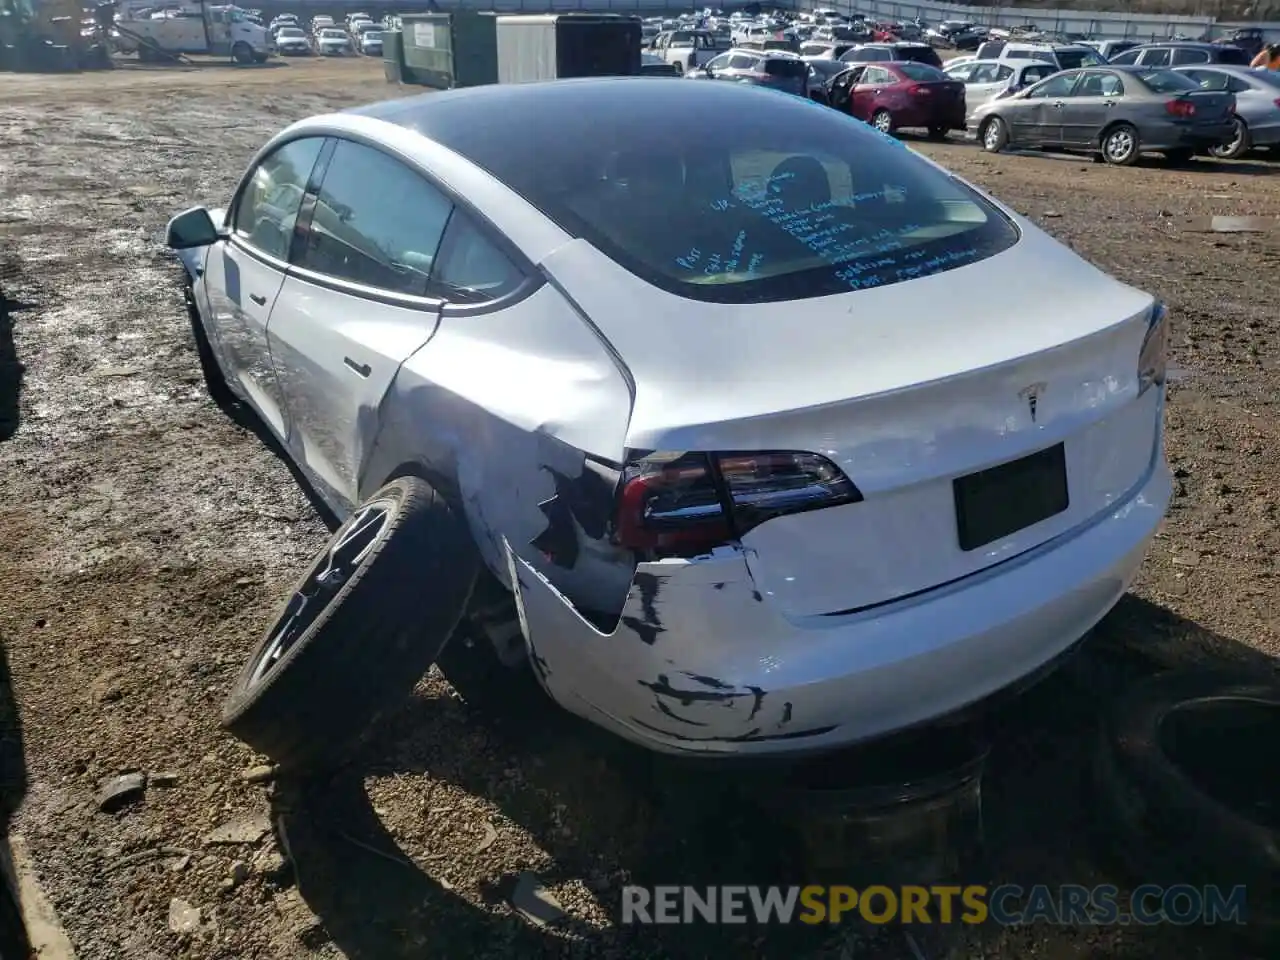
[827,64,863,110]
[962,62,1007,115]
[1059,70,1122,146]
[201,135,326,439]
[1013,71,1080,144]
[1138,47,1171,68]
[850,65,889,120]
[266,138,454,512]
[1171,46,1209,66]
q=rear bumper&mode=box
[1142,119,1236,150]
[509,417,1172,758]
[893,105,966,129]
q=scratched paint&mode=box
[505,540,806,751]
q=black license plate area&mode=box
[953,443,1069,552]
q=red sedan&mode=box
[831,61,967,140]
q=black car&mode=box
[838,42,943,69]
[802,56,851,103]
[1109,42,1251,68]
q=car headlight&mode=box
[1137,301,1168,397]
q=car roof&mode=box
[1131,41,1218,49]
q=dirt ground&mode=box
[1,56,1278,960]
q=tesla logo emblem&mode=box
[1018,383,1047,423]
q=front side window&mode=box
[728,54,754,69]
[1110,49,1141,65]
[1026,72,1079,98]
[232,136,325,261]
[297,140,453,296]
[1021,64,1053,84]
[945,62,975,81]
[705,53,732,70]
[420,84,1019,304]
[1141,48,1172,67]
[861,65,891,84]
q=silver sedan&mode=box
[1174,63,1280,159]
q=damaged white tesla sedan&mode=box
[166,78,1172,772]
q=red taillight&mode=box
[1273,97,1280,109]
[908,83,931,95]
[1165,98,1195,118]
[614,451,863,557]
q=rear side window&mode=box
[898,45,942,68]
[896,61,945,81]
[765,58,807,78]
[299,140,453,296]
[1055,49,1103,69]
[1172,48,1210,65]
[431,214,524,304]
[1216,46,1250,65]
[1136,69,1200,93]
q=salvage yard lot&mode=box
[0,57,1278,959]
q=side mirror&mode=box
[166,206,221,249]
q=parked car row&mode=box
[268,11,385,57]
[771,33,1280,164]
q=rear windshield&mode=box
[898,45,942,67]
[765,57,807,77]
[1216,46,1250,64]
[414,82,1018,303]
[1137,69,1200,92]
[760,39,796,51]
[1055,48,1104,69]
[897,61,946,81]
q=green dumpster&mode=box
[400,12,498,90]
[382,29,403,84]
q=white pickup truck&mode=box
[649,29,718,74]
[115,3,272,63]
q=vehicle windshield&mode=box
[897,61,946,81]
[279,27,302,36]
[1055,48,1104,68]
[321,29,345,38]
[416,82,1018,303]
[1137,69,1201,92]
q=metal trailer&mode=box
[495,13,641,84]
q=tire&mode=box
[980,116,1007,153]
[232,41,253,65]
[252,51,269,64]
[871,109,894,134]
[222,476,479,775]
[1209,118,1251,160]
[184,278,237,411]
[1100,123,1139,166]
[1092,670,1280,945]
[927,125,949,141]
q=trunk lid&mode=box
[539,222,1157,617]
[1170,89,1235,123]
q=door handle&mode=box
[343,357,371,378]
[1052,100,1065,108]
[1104,99,1116,106]
[249,293,267,306]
